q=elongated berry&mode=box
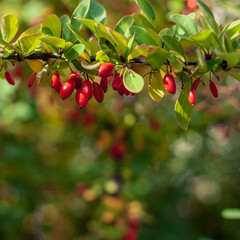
[75,88,88,108]
[192,78,200,91]
[100,77,108,92]
[75,75,83,89]
[163,73,176,94]
[60,78,76,99]
[98,63,114,78]
[118,83,130,95]
[209,81,218,98]
[82,80,93,100]
[93,82,104,103]
[188,88,196,105]
[28,72,37,87]
[54,80,63,93]
[5,72,15,85]
[51,71,60,88]
[70,72,78,79]
[112,74,122,90]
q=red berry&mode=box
[110,141,126,160]
[75,88,88,108]
[112,74,122,90]
[70,72,78,79]
[100,77,108,92]
[187,0,198,11]
[192,78,200,91]
[28,72,37,87]
[163,73,176,94]
[98,63,114,78]
[93,82,104,103]
[129,219,140,229]
[54,80,63,93]
[82,80,93,100]
[124,229,137,240]
[130,92,136,96]
[118,82,130,95]
[60,78,76,99]
[188,88,196,105]
[5,72,15,85]
[51,71,60,88]
[75,75,83,90]
[209,81,218,98]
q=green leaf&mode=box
[98,38,119,60]
[219,52,240,68]
[42,14,62,37]
[108,28,128,54]
[128,45,149,60]
[96,50,109,63]
[1,14,19,43]
[222,209,240,220]
[133,13,155,31]
[225,71,240,82]
[149,70,165,102]
[67,23,91,52]
[19,33,44,56]
[70,0,90,42]
[161,35,186,61]
[145,47,167,69]
[196,0,219,35]
[86,0,106,24]
[123,68,144,93]
[196,48,207,72]
[175,80,194,130]
[18,24,42,39]
[76,18,99,37]
[114,15,134,38]
[60,15,71,41]
[206,59,222,71]
[135,0,156,23]
[63,44,85,61]
[81,61,100,70]
[168,54,183,73]
[41,36,65,52]
[125,33,136,58]
[170,13,198,36]
[189,29,212,50]
[222,33,233,52]
[130,26,161,46]
[225,20,240,40]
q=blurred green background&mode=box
[0,0,240,239]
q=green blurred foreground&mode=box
[0,0,240,239]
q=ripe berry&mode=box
[5,72,15,85]
[124,229,137,240]
[51,71,60,88]
[75,88,88,108]
[110,141,126,160]
[98,63,114,78]
[75,75,83,89]
[118,82,130,95]
[70,72,78,79]
[112,74,122,90]
[82,80,93,100]
[192,78,200,91]
[93,82,104,103]
[100,77,108,92]
[28,72,37,87]
[188,88,196,105]
[209,81,218,98]
[163,73,176,94]
[60,78,76,99]
[54,80,63,93]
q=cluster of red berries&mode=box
[123,219,141,240]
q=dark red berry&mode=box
[129,219,140,229]
[51,71,60,88]
[112,74,122,90]
[60,78,76,99]
[188,88,196,105]
[75,88,88,108]
[192,78,200,91]
[100,77,108,92]
[5,72,15,85]
[28,72,37,87]
[110,141,126,160]
[130,92,136,96]
[93,82,104,103]
[163,73,176,94]
[209,81,218,97]
[124,229,137,240]
[98,63,114,78]
[54,80,63,93]
[118,82,130,95]
[70,72,78,79]
[75,75,83,89]
[82,80,93,100]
